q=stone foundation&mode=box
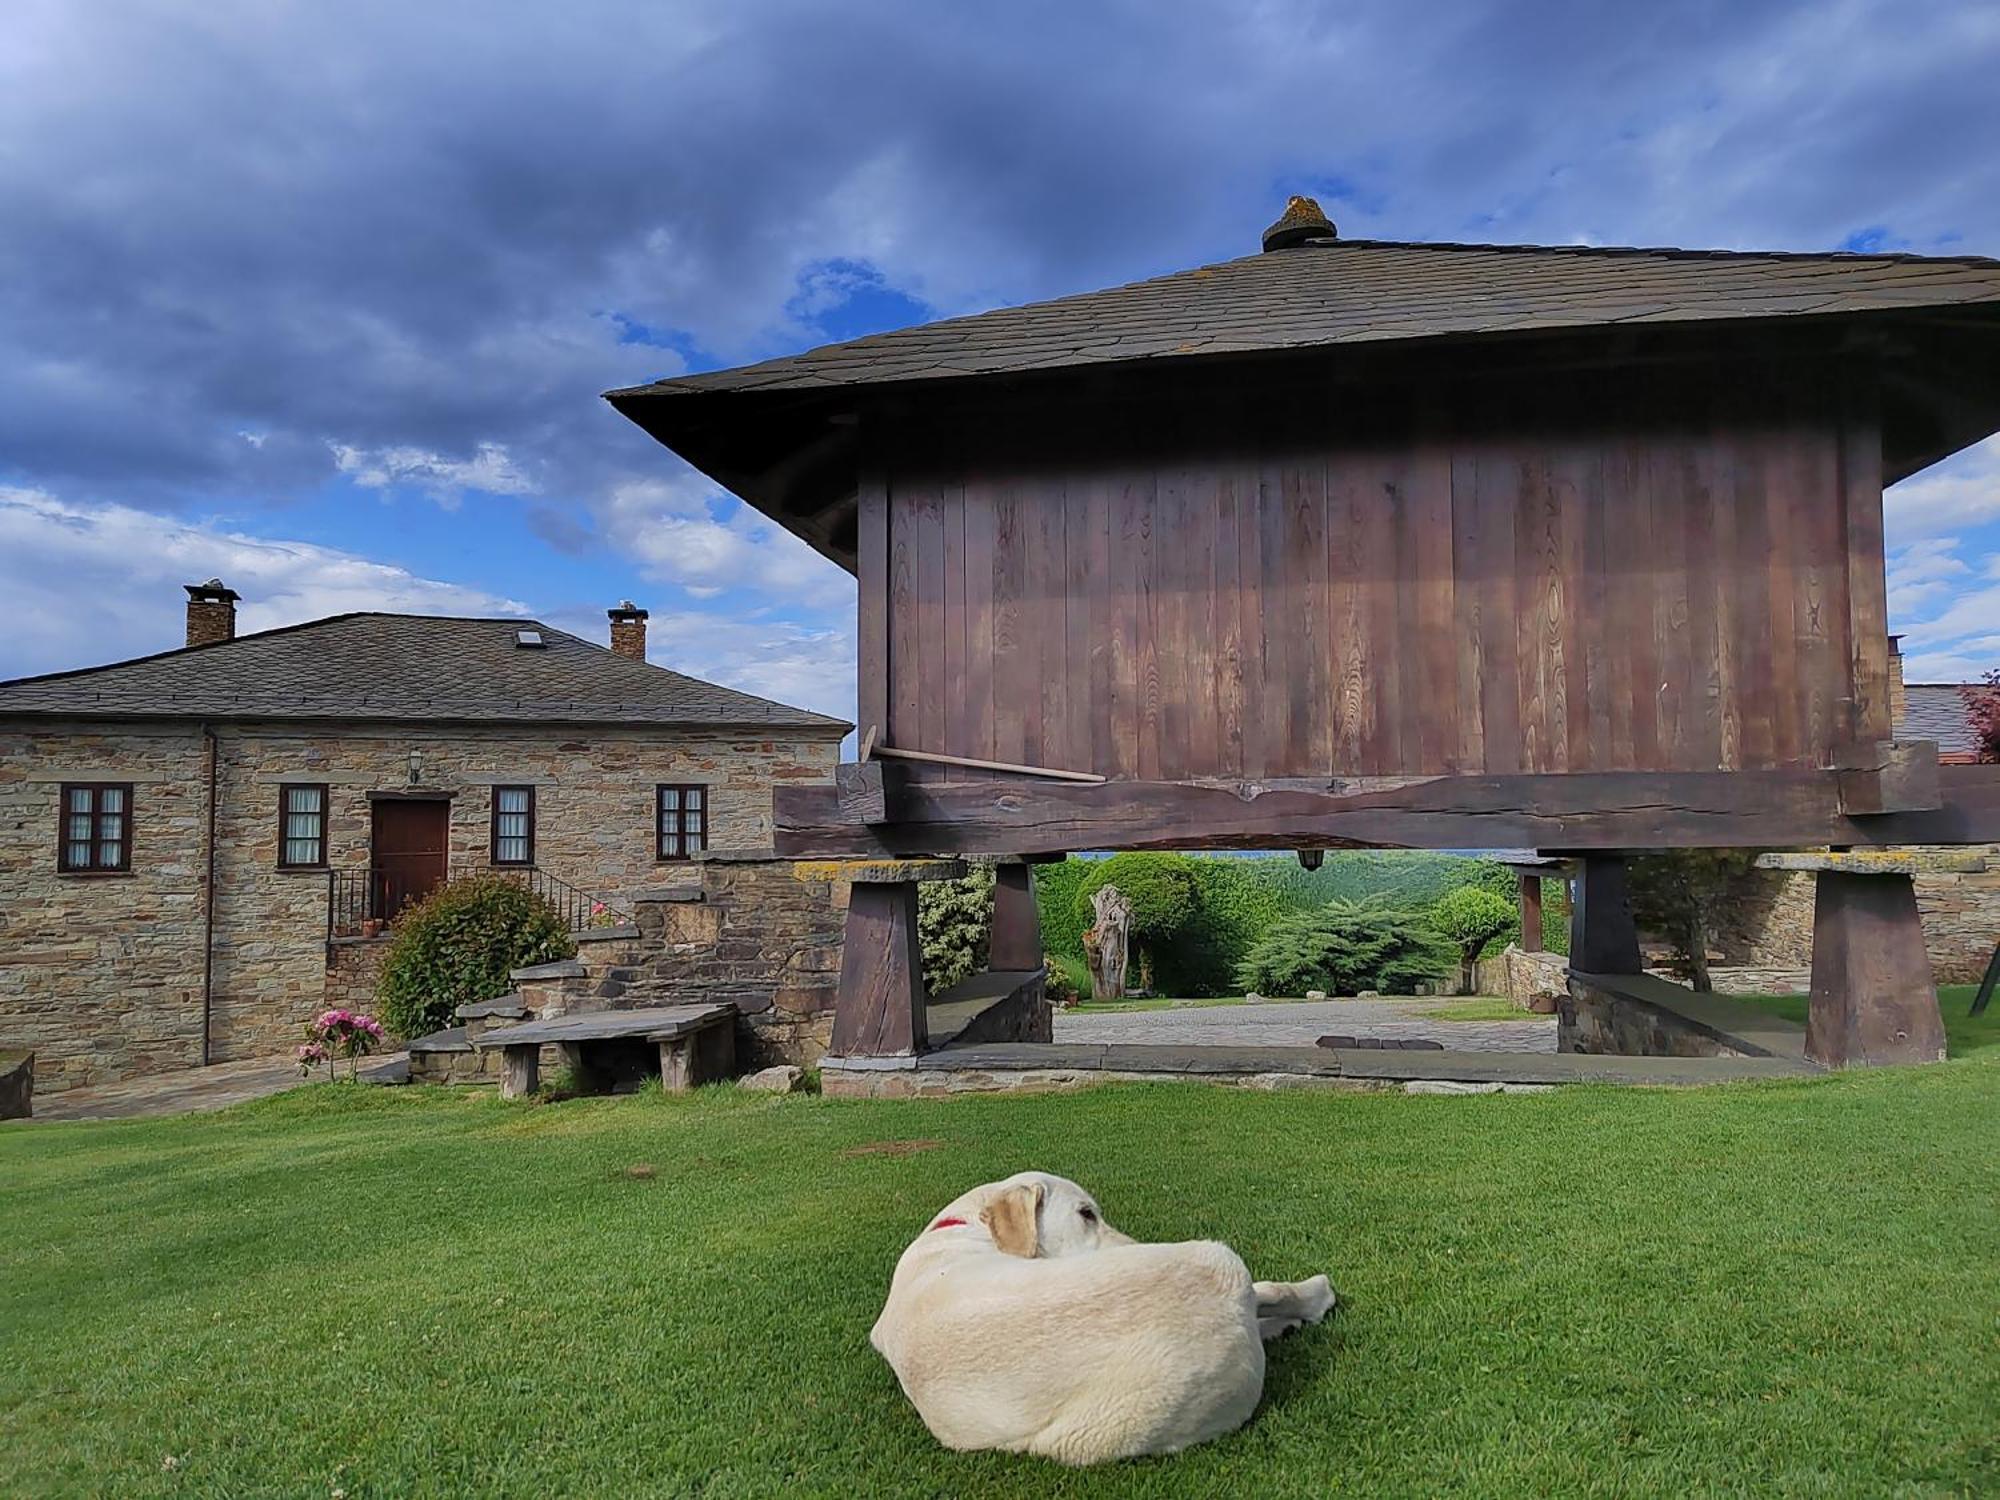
[1563,980,1749,1058]
[622,857,846,1068]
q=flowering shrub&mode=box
[298,1009,386,1081]
[588,900,620,929]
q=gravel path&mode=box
[1053,997,1557,1054]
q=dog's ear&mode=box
[980,1181,1044,1258]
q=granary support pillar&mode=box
[1518,873,1544,954]
[988,860,1043,973]
[1755,853,1961,1067]
[1568,855,1642,976]
[822,859,967,1058]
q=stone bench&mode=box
[473,1004,736,1098]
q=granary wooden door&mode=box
[371,798,450,918]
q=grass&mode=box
[1731,982,1999,1058]
[3,1064,1997,1497]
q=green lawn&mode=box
[1732,983,1999,1058]
[4,1061,1998,1497]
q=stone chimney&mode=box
[184,579,240,648]
[1888,633,1908,733]
[608,600,649,662]
[1261,194,1338,252]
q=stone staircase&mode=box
[407,856,848,1084]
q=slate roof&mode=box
[609,237,2000,401]
[0,613,849,732]
[1901,684,1982,757]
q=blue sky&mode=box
[3,0,2000,719]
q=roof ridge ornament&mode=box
[1261,194,1337,252]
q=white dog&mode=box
[869,1171,1335,1465]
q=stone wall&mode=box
[1560,975,1753,1058]
[1713,856,2000,983]
[0,725,210,1091]
[1,719,839,1092]
[1475,946,1570,1007]
[627,857,848,1067]
[324,937,391,1017]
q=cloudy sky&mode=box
[4,0,1999,718]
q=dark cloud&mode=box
[1,0,1996,528]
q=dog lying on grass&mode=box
[869,1171,1335,1465]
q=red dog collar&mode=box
[930,1216,969,1231]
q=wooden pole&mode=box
[1518,872,1544,953]
[990,861,1043,972]
[1570,856,1642,975]
[830,880,928,1057]
[871,744,1106,783]
[1806,871,1947,1066]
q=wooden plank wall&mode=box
[869,361,1886,780]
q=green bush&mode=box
[1033,857,1093,963]
[376,875,576,1040]
[1043,954,1084,1005]
[917,866,994,994]
[1234,900,1456,997]
[1076,853,1199,942]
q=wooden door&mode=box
[371,799,450,918]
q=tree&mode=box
[1234,900,1456,997]
[1076,853,1199,994]
[1963,672,2000,763]
[1428,886,1516,994]
[1625,850,1761,992]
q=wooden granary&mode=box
[612,197,2000,1070]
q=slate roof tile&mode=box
[609,237,2000,402]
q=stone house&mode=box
[0,583,848,1094]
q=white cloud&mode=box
[597,473,856,611]
[331,440,534,504]
[0,486,528,679]
[545,604,855,726]
[0,484,856,723]
[1884,437,2000,539]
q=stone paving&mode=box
[1053,997,1558,1054]
[13,1051,408,1124]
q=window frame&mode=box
[56,782,134,874]
[655,783,708,863]
[276,782,330,871]
[490,784,537,867]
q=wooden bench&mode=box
[472,1005,736,1098]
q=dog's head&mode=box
[964,1171,1133,1259]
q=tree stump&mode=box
[1085,884,1133,1000]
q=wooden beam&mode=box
[989,862,1042,972]
[829,880,927,1058]
[835,760,907,825]
[1832,739,1940,815]
[773,764,2000,858]
[1570,856,1641,975]
[1806,871,1947,1067]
